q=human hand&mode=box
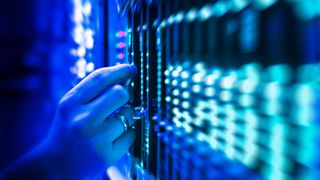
[45,64,138,178]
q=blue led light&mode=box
[199,4,213,21]
[185,8,198,23]
[254,0,277,10]
[174,11,184,24]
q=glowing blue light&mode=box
[232,0,249,12]
[73,7,84,23]
[263,82,283,100]
[173,99,180,105]
[199,4,213,21]
[186,8,198,22]
[72,25,85,44]
[293,84,315,105]
[82,2,92,17]
[192,73,203,83]
[262,100,282,116]
[215,1,230,17]
[220,90,232,102]
[181,81,188,88]
[205,70,222,85]
[239,94,254,107]
[192,84,201,93]
[173,89,179,96]
[160,20,167,28]
[181,71,189,79]
[167,15,175,25]
[254,0,277,10]
[238,79,257,93]
[266,64,292,83]
[204,87,215,97]
[86,62,94,72]
[220,75,237,89]
[294,1,317,21]
[172,80,178,86]
[244,110,258,128]
[182,91,190,99]
[172,70,180,77]
[77,46,86,57]
[174,11,184,23]
[182,101,190,109]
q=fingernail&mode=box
[129,65,138,77]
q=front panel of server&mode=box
[109,0,320,179]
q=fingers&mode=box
[67,64,137,104]
[112,129,136,157]
[94,114,127,143]
[87,84,130,126]
[92,107,138,142]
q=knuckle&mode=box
[112,85,130,101]
[90,68,109,84]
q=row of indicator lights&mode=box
[165,63,318,106]
[115,31,127,60]
[157,0,320,30]
[70,0,95,78]
[164,62,319,179]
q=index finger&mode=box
[67,64,137,103]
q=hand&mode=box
[44,64,138,178]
